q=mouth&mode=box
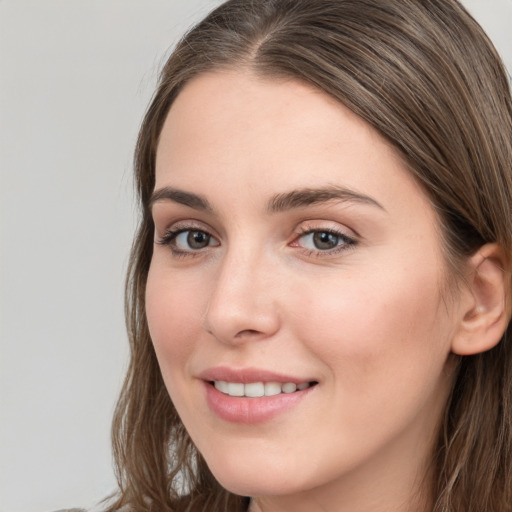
[199,367,318,422]
[210,380,317,397]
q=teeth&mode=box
[245,382,265,397]
[215,380,229,393]
[214,380,311,397]
[282,382,297,393]
[227,382,244,397]
[264,382,282,396]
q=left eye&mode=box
[298,230,353,251]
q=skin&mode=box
[146,70,465,512]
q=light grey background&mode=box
[1,1,510,511]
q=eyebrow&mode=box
[149,187,213,212]
[149,185,385,213]
[267,186,385,213]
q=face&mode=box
[146,71,461,511]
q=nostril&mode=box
[234,329,261,338]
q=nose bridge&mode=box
[203,238,280,343]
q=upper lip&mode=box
[198,366,316,384]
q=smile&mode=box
[213,380,314,397]
[205,379,317,423]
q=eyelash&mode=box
[157,224,357,259]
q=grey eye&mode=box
[300,231,345,251]
[176,230,214,250]
[312,231,341,250]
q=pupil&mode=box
[188,231,209,249]
[313,231,338,250]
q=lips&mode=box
[199,367,318,423]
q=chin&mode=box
[214,472,299,498]
[204,452,314,498]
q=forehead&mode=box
[155,70,409,195]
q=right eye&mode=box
[158,227,220,255]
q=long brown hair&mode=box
[109,1,512,510]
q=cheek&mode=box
[285,264,454,458]
[288,259,452,391]
[145,265,206,376]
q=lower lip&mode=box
[203,382,315,424]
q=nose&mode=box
[202,247,281,345]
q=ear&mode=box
[451,243,510,356]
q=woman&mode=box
[107,0,512,511]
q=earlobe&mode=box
[451,243,510,356]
